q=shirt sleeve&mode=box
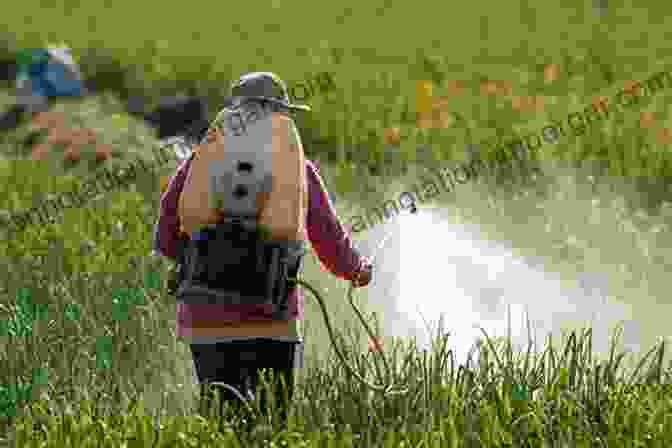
[305,159,370,281]
[153,155,192,260]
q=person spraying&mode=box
[153,72,372,422]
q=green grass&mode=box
[1,0,672,445]
[2,312,672,447]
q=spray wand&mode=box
[288,225,410,397]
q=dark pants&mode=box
[190,339,303,421]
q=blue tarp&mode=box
[15,46,86,102]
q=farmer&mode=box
[154,72,372,422]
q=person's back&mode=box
[178,98,305,242]
[154,72,371,422]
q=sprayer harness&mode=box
[174,219,304,320]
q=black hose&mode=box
[288,277,409,397]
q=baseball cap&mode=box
[230,72,311,112]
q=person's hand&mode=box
[351,264,372,288]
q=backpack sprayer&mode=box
[163,137,411,405]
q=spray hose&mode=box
[288,229,409,397]
[287,279,409,397]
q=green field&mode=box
[1,1,672,446]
